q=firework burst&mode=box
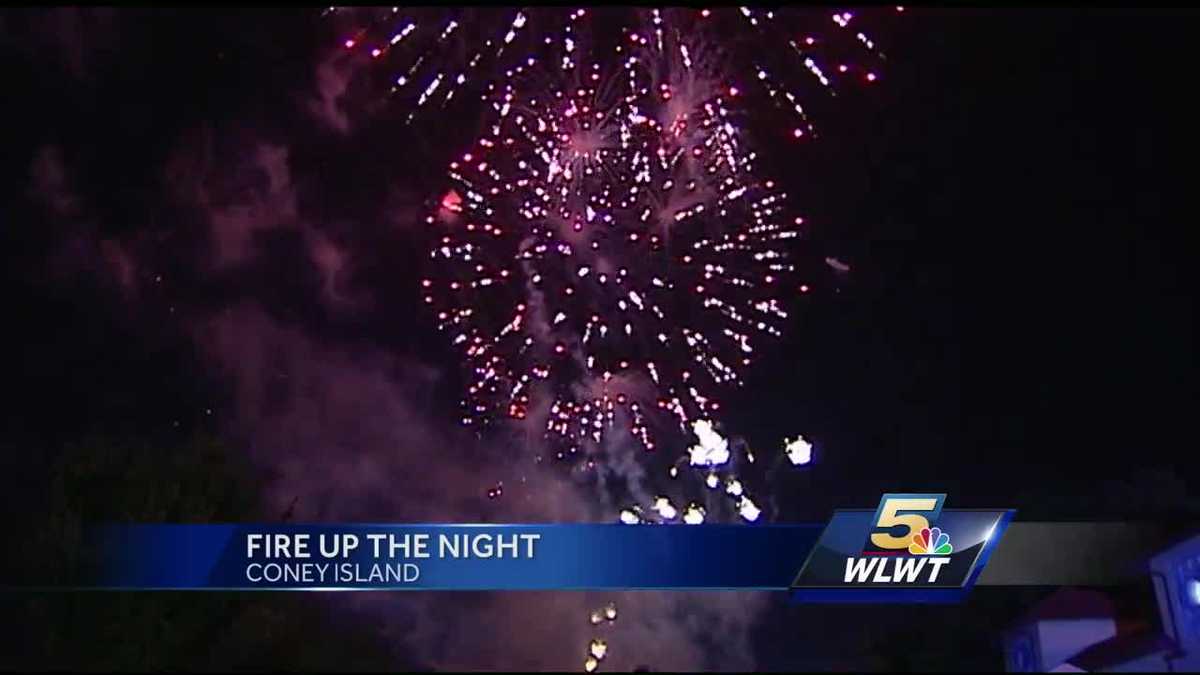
[423,42,797,471]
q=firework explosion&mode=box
[424,41,796,457]
[326,6,900,670]
[321,2,903,508]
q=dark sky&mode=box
[1,7,1196,671]
[727,8,1197,516]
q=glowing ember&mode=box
[589,639,608,660]
[682,503,706,524]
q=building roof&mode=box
[1065,631,1176,671]
[1017,588,1115,624]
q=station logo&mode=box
[790,493,1013,602]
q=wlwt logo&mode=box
[845,494,953,584]
[790,493,1013,603]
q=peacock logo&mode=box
[909,527,953,555]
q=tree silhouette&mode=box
[2,434,418,671]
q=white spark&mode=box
[785,435,813,465]
[738,496,762,522]
[687,419,730,467]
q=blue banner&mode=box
[25,494,1013,600]
[86,524,824,590]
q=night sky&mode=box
[1,7,1196,672]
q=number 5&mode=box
[869,494,944,550]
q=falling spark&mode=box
[738,495,762,522]
[785,435,813,465]
[825,256,851,273]
[688,420,732,467]
[589,639,608,660]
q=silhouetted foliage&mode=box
[1,434,419,671]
